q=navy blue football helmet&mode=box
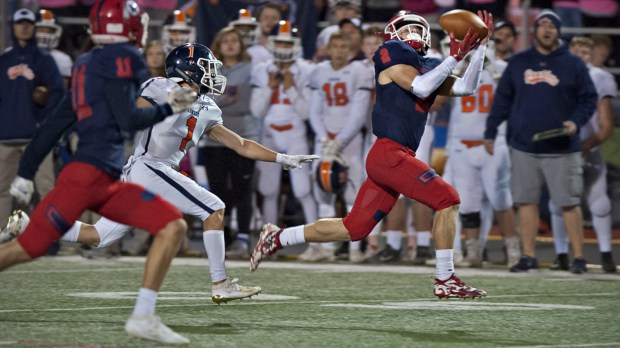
[165,43,226,95]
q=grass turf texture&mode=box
[1,256,619,347]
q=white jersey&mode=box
[449,69,506,140]
[580,66,618,142]
[250,59,314,125]
[134,77,223,166]
[248,44,273,66]
[50,49,72,78]
[309,60,373,144]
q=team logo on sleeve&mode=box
[524,69,559,86]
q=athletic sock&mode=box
[279,225,305,247]
[386,230,402,250]
[61,221,82,243]
[132,288,157,316]
[203,230,227,283]
[435,249,454,281]
[416,231,431,247]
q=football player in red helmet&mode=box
[251,10,494,300]
[2,0,197,345]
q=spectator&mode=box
[459,0,508,20]
[0,8,64,225]
[204,27,258,260]
[35,9,73,88]
[492,20,517,61]
[315,0,361,61]
[553,0,582,29]
[589,34,614,68]
[338,18,364,61]
[250,2,282,65]
[549,36,618,273]
[144,40,166,77]
[484,10,598,274]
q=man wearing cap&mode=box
[492,20,516,61]
[0,8,64,224]
[484,10,597,274]
[314,0,361,61]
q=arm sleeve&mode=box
[308,87,327,140]
[570,63,599,129]
[484,63,514,140]
[451,45,486,96]
[41,55,65,113]
[410,56,458,98]
[103,79,173,132]
[17,95,76,180]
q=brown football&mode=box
[32,86,49,107]
[439,9,488,41]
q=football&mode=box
[32,86,49,107]
[439,9,488,41]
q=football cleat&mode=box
[366,245,401,263]
[211,277,261,304]
[125,315,189,345]
[0,210,30,244]
[433,274,487,299]
[601,252,617,273]
[412,246,432,265]
[510,256,539,272]
[225,240,250,260]
[570,258,588,274]
[550,253,569,271]
[249,223,282,271]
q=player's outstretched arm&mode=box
[207,124,319,169]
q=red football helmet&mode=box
[384,10,431,55]
[89,0,148,47]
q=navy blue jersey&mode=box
[69,43,171,177]
[371,40,441,151]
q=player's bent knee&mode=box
[204,209,225,230]
[460,212,481,228]
[431,183,460,211]
[343,211,385,241]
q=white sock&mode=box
[435,249,454,281]
[386,230,402,250]
[593,214,612,252]
[349,240,361,251]
[203,230,227,283]
[551,212,570,254]
[235,232,250,247]
[132,287,157,317]
[61,221,82,243]
[454,218,463,253]
[416,231,431,247]
[279,225,305,247]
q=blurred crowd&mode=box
[1,0,619,273]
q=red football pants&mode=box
[343,138,460,241]
[17,162,182,258]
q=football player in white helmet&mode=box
[35,9,72,87]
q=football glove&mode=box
[9,176,34,205]
[320,137,342,157]
[276,153,320,170]
[449,29,480,62]
[168,88,198,114]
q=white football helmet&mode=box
[35,9,62,49]
[268,20,302,62]
[384,10,431,55]
[162,10,196,54]
[230,9,259,47]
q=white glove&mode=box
[168,88,198,114]
[9,176,34,205]
[276,153,320,170]
[320,137,342,157]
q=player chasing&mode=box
[6,43,319,305]
[250,10,493,299]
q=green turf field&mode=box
[1,256,619,347]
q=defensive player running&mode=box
[8,44,319,303]
[251,10,493,299]
[1,0,197,344]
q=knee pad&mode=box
[460,212,481,229]
[343,209,386,241]
[589,195,611,217]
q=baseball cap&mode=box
[13,8,36,23]
[494,21,516,36]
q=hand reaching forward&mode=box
[450,29,480,62]
[168,88,198,113]
[477,10,494,45]
[276,153,320,170]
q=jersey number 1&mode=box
[179,116,197,151]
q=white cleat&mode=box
[0,210,30,244]
[211,277,262,304]
[125,315,189,345]
[298,244,335,262]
